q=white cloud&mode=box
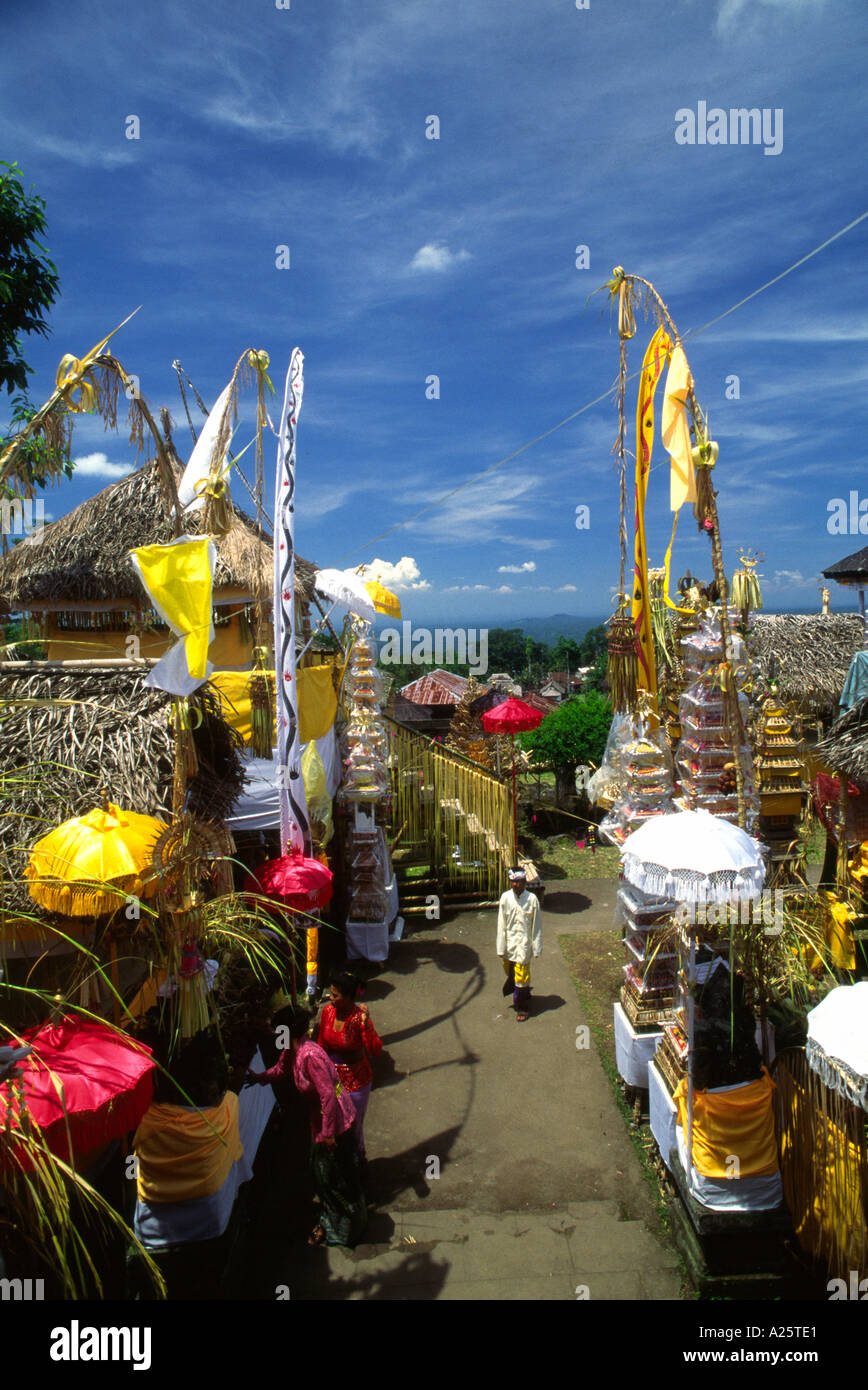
[363,556,430,592]
[498,561,536,574]
[408,243,471,274]
[73,452,133,479]
[768,568,821,590]
[557,584,578,592]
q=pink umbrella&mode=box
[244,853,334,910]
[481,698,544,857]
[0,1015,155,1171]
[245,853,334,1000]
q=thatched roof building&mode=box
[0,666,245,924]
[750,614,864,718]
[0,458,316,608]
[823,544,868,587]
[816,697,868,789]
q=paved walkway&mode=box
[245,879,682,1301]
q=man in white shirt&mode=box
[496,867,542,1022]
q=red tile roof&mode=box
[399,670,487,706]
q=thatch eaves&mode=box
[823,545,868,584]
[817,696,868,788]
[0,459,316,607]
[749,613,864,717]
[0,667,245,921]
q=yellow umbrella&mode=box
[364,580,402,618]
[26,804,168,917]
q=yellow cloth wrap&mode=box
[211,664,337,749]
[632,326,671,701]
[297,664,338,744]
[662,345,696,511]
[502,958,531,986]
[129,538,214,680]
[306,926,318,976]
[211,669,275,747]
[673,1070,779,1178]
[134,1092,242,1204]
[779,1072,866,1271]
[302,742,333,844]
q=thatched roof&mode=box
[0,667,245,920]
[750,613,864,717]
[823,545,868,584]
[816,696,868,788]
[0,459,317,607]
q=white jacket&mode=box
[496,889,542,965]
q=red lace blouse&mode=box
[317,1005,383,1092]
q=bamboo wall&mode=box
[387,717,512,901]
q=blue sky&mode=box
[3,0,867,628]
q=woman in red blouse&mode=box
[317,971,383,1160]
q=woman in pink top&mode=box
[248,1004,367,1247]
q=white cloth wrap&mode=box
[613,1002,662,1087]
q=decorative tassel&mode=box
[731,550,763,618]
[607,601,639,714]
[248,646,275,758]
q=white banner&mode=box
[273,348,311,856]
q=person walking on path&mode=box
[317,970,383,1161]
[497,867,542,1022]
[247,1004,367,1248]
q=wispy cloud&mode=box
[498,561,537,573]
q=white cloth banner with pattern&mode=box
[273,348,311,856]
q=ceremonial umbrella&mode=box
[245,853,335,1000]
[481,698,544,858]
[364,579,402,619]
[313,567,377,622]
[26,804,167,918]
[0,1015,155,1170]
[619,809,765,905]
[245,852,334,909]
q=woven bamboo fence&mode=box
[386,717,512,903]
[773,1047,868,1280]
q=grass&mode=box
[559,928,691,1296]
[521,830,622,881]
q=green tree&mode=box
[0,161,68,491]
[521,691,612,804]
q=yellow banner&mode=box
[632,326,672,703]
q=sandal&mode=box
[516,1011,529,1023]
[307,1225,326,1246]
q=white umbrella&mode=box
[806,982,868,1111]
[620,809,765,905]
[313,568,377,622]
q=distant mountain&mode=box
[497,613,607,646]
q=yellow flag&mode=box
[129,537,215,694]
[662,345,696,510]
[632,327,671,702]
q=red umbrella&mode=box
[244,853,334,910]
[0,1015,155,1171]
[481,699,545,857]
[245,853,334,1000]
